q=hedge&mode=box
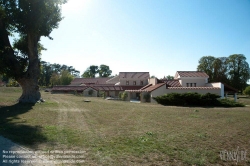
[153,92,244,107]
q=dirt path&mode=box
[50,96,89,132]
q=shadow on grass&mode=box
[0,103,47,147]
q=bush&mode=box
[121,92,128,101]
[200,93,221,106]
[118,92,123,99]
[98,91,106,98]
[153,92,243,107]
[181,92,201,105]
[217,99,244,107]
[153,93,185,106]
[6,79,19,87]
[243,86,250,96]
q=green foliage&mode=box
[49,70,74,86]
[0,0,67,79]
[197,54,250,92]
[217,99,244,107]
[227,54,250,92]
[165,75,174,80]
[50,72,61,86]
[81,64,112,78]
[82,65,98,78]
[118,92,123,99]
[98,91,106,98]
[243,86,250,96]
[6,79,19,87]
[197,56,217,82]
[121,91,128,101]
[39,61,79,87]
[60,70,73,85]
[99,64,112,77]
[153,92,243,107]
[143,92,151,102]
[200,93,221,106]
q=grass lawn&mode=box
[0,87,250,165]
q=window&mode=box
[186,83,189,87]
[133,81,136,85]
[194,83,196,87]
[140,81,143,85]
[190,83,192,87]
[126,81,129,85]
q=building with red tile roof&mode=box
[52,71,238,102]
[125,71,238,103]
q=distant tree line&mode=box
[0,61,80,87]
[197,54,250,92]
[39,61,80,87]
[82,65,112,78]
[1,63,115,87]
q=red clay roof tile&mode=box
[176,71,209,78]
[70,77,111,85]
[119,72,150,79]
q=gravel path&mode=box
[0,136,55,166]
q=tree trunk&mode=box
[17,33,41,103]
[18,77,41,103]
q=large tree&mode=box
[197,54,250,92]
[82,65,99,78]
[226,54,250,92]
[39,61,79,86]
[0,0,66,103]
[98,64,112,77]
[197,56,216,82]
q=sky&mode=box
[40,0,250,78]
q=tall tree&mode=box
[226,54,250,92]
[82,65,98,78]
[60,70,73,85]
[197,56,216,82]
[212,57,229,84]
[98,64,112,77]
[0,0,66,103]
[197,54,250,92]
[39,61,79,86]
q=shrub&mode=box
[153,92,243,107]
[118,92,123,99]
[181,92,200,106]
[153,93,185,106]
[121,92,128,101]
[6,79,19,87]
[98,91,106,98]
[200,93,221,106]
[243,86,250,96]
[217,99,244,107]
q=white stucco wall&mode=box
[150,85,169,103]
[180,78,207,87]
[120,79,148,86]
[206,83,224,98]
[206,82,221,87]
[148,78,157,85]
